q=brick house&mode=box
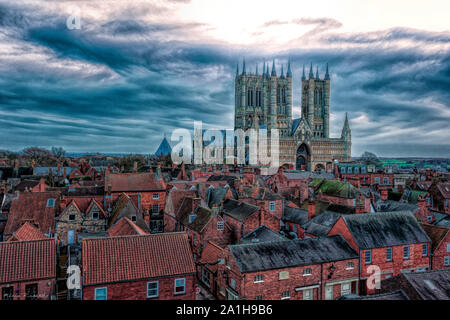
[419,223,450,270]
[428,182,450,214]
[328,212,431,295]
[197,241,223,297]
[216,235,359,300]
[14,178,48,193]
[179,206,232,257]
[108,193,149,233]
[108,217,149,237]
[82,233,196,300]
[335,163,394,189]
[4,191,61,240]
[239,187,284,226]
[0,239,56,300]
[222,199,279,242]
[163,189,198,232]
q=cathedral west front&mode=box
[234,59,351,171]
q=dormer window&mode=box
[152,193,159,200]
[47,199,55,208]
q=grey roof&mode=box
[240,225,288,244]
[343,212,431,249]
[222,199,259,222]
[229,235,358,273]
[304,211,345,236]
[282,206,308,225]
[284,171,335,180]
[374,199,418,213]
[207,187,228,208]
[341,290,410,300]
[434,212,450,228]
[403,269,450,300]
[33,167,75,176]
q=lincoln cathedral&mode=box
[234,59,351,171]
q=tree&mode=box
[22,147,55,166]
[361,151,379,164]
[51,147,66,161]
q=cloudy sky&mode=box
[0,0,449,157]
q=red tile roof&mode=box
[105,173,164,192]
[199,241,223,273]
[8,222,47,242]
[108,217,149,237]
[419,223,449,252]
[165,189,197,216]
[5,191,60,237]
[82,232,195,285]
[0,239,56,283]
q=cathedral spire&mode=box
[309,62,314,79]
[315,65,319,80]
[262,59,266,76]
[266,64,270,78]
[281,64,285,77]
[287,59,292,77]
[324,63,330,79]
[236,63,239,77]
[271,59,277,76]
[302,64,306,80]
[341,112,351,139]
[242,58,246,75]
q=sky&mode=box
[0,0,449,157]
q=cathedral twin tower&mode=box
[234,59,351,171]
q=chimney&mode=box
[380,189,388,201]
[259,208,265,226]
[299,227,305,240]
[308,200,315,220]
[355,194,365,214]
[417,195,426,209]
[39,178,46,192]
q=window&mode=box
[217,221,224,231]
[25,284,38,300]
[255,296,263,300]
[386,248,393,262]
[92,209,99,220]
[422,244,428,257]
[95,287,107,300]
[446,243,450,253]
[444,257,450,266]
[201,268,211,287]
[341,283,351,296]
[361,167,366,173]
[427,216,433,222]
[254,275,264,283]
[131,215,137,222]
[47,199,55,207]
[354,167,359,174]
[152,193,159,200]
[403,246,410,260]
[374,177,380,184]
[346,262,354,270]
[69,214,76,221]
[303,268,312,276]
[147,281,159,298]
[174,278,186,295]
[2,287,13,300]
[152,204,159,214]
[383,177,389,185]
[229,277,236,289]
[269,201,276,211]
[281,291,290,299]
[303,289,313,300]
[188,214,197,223]
[365,250,372,264]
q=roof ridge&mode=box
[0,237,54,246]
[82,231,186,242]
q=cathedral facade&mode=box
[234,59,351,171]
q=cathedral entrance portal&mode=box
[296,144,310,171]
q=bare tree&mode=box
[51,146,66,161]
[22,147,55,166]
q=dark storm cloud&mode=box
[0,2,448,156]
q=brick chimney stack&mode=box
[417,195,426,209]
[380,189,388,201]
[308,200,316,220]
[39,178,46,192]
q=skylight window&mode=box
[189,214,197,223]
[46,198,55,208]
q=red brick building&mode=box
[0,239,56,300]
[328,212,431,295]
[82,232,196,300]
[216,235,359,300]
[428,182,450,214]
[419,223,450,270]
[197,241,223,296]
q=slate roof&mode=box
[240,225,287,244]
[282,206,308,225]
[8,222,47,241]
[403,269,450,300]
[82,233,196,285]
[314,179,362,199]
[14,179,40,192]
[342,212,431,249]
[207,187,229,208]
[165,189,197,216]
[108,217,149,237]
[222,199,259,222]
[374,199,418,213]
[229,235,358,273]
[341,290,410,300]
[0,239,56,283]
[181,206,215,233]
